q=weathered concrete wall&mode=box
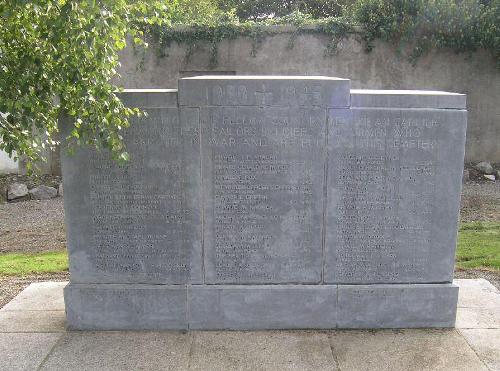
[118,31,499,163]
[0,148,18,174]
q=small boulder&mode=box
[58,183,63,197]
[474,161,494,174]
[7,182,29,201]
[29,185,58,200]
[484,174,496,181]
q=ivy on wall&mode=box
[146,12,354,68]
[143,0,499,68]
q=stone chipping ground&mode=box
[0,197,66,254]
[0,180,499,308]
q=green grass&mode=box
[0,222,498,275]
[0,250,68,276]
[456,222,500,270]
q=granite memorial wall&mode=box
[62,76,467,330]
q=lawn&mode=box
[456,222,500,270]
[0,250,68,276]
[0,222,498,276]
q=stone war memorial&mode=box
[61,76,467,330]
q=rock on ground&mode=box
[474,161,494,175]
[29,185,58,200]
[7,182,29,201]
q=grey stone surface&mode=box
[189,331,337,371]
[0,310,66,332]
[7,182,28,200]
[39,332,191,371]
[61,80,467,330]
[329,329,488,371]
[1,279,498,369]
[456,307,500,329]
[61,90,202,284]
[200,105,326,284]
[58,182,63,196]
[0,333,62,371]
[455,278,500,309]
[178,76,350,108]
[189,285,337,330]
[475,161,494,174]
[64,284,187,330]
[460,329,500,371]
[325,106,466,284]
[180,76,348,284]
[337,284,458,328]
[1,282,66,311]
[29,185,58,199]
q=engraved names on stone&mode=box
[325,108,463,283]
[202,105,326,283]
[176,77,349,284]
[62,82,467,330]
[63,102,202,284]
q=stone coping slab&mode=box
[181,75,350,80]
[178,75,351,107]
[350,89,466,109]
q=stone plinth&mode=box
[62,77,467,330]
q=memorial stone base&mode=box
[65,283,458,330]
[61,77,466,330]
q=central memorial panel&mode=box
[179,76,350,284]
[201,106,325,283]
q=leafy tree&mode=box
[171,0,226,24]
[1,0,498,172]
[217,0,351,20]
[0,0,172,169]
[347,0,499,64]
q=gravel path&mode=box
[0,198,66,253]
[460,181,500,223]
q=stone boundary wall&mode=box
[118,27,499,163]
